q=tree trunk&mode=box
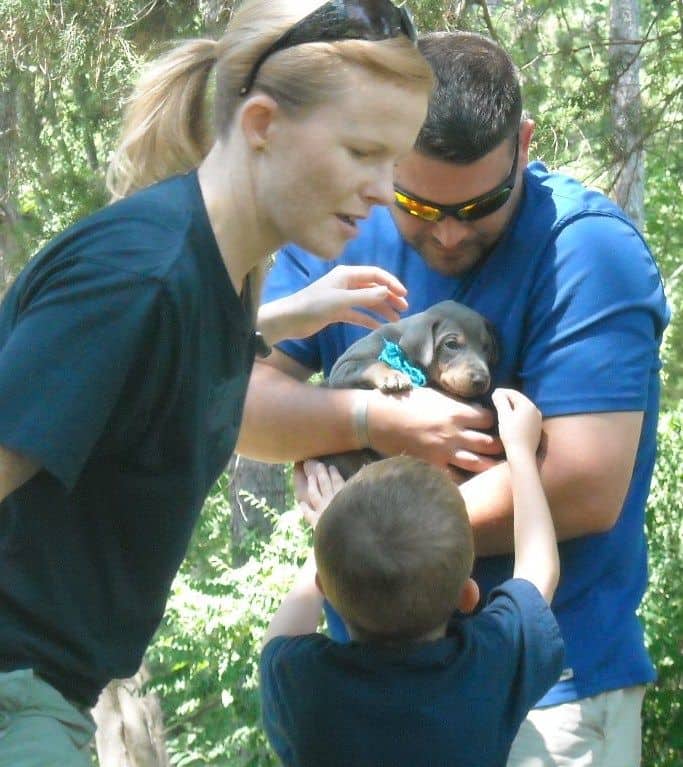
[0,81,18,291]
[91,662,169,767]
[228,455,287,565]
[609,0,645,229]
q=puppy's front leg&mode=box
[363,361,413,393]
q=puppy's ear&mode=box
[485,320,500,366]
[398,315,438,370]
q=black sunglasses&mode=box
[240,0,417,96]
[394,139,520,223]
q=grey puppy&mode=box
[319,300,498,478]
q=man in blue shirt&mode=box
[239,31,670,765]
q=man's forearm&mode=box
[459,463,515,556]
[237,361,363,462]
[461,461,598,557]
[460,411,641,557]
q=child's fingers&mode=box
[493,388,538,418]
[313,462,334,498]
[297,500,317,527]
[328,465,345,494]
[491,388,513,415]
[293,462,309,503]
[307,471,323,507]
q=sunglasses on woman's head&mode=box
[240,0,417,96]
[394,139,520,223]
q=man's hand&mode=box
[295,460,345,529]
[238,353,503,468]
[365,386,504,473]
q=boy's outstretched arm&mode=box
[262,463,345,646]
[491,389,560,603]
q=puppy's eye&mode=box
[443,339,461,351]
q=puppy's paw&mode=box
[380,372,413,392]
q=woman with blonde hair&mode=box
[0,1,432,763]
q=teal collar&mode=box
[378,339,427,387]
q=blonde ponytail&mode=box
[107,39,218,200]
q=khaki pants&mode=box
[0,669,96,767]
[507,686,646,767]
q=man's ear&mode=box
[457,578,480,614]
[519,118,535,166]
[240,93,280,152]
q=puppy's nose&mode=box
[469,370,491,393]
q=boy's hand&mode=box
[295,460,345,529]
[491,388,543,460]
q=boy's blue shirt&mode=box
[262,162,670,707]
[260,579,564,767]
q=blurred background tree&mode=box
[0,1,680,765]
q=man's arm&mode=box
[460,410,643,557]
[0,444,39,503]
[238,353,642,558]
[237,351,366,461]
[237,350,503,469]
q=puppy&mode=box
[319,300,498,478]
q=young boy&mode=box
[259,388,564,767]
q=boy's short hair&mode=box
[415,31,522,162]
[314,456,473,642]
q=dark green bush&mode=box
[641,405,683,767]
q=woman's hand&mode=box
[257,265,408,345]
[294,460,345,529]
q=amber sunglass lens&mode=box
[395,192,442,222]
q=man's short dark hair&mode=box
[415,31,522,163]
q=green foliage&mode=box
[641,405,683,766]
[147,481,310,766]
[0,0,215,264]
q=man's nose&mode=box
[431,215,472,248]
